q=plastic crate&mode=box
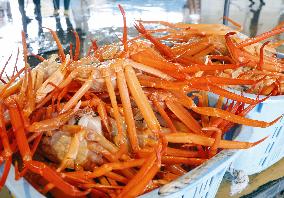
[0,165,44,198]
[141,150,238,198]
[229,92,284,175]
[209,90,284,176]
[0,150,238,198]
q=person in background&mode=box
[53,0,71,17]
[18,0,42,36]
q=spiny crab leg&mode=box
[36,56,70,103]
[57,130,85,172]
[152,98,177,133]
[124,63,161,132]
[5,98,89,196]
[102,68,125,146]
[27,108,77,132]
[112,61,140,152]
[165,100,202,134]
[175,92,281,128]
[61,71,95,113]
[65,159,145,180]
[118,148,158,197]
[0,104,12,189]
[165,132,266,149]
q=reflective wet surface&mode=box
[0,0,283,71]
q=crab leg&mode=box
[102,68,125,146]
[73,31,80,61]
[66,159,145,179]
[118,4,128,52]
[165,132,266,149]
[166,100,202,134]
[57,130,85,171]
[6,98,89,196]
[134,22,175,59]
[112,62,139,152]
[162,156,206,165]
[166,147,199,158]
[27,109,76,132]
[237,26,284,48]
[118,149,158,197]
[0,104,12,189]
[45,28,66,63]
[124,158,160,197]
[124,64,161,132]
[203,127,222,157]
[152,98,177,133]
[61,71,94,113]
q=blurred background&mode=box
[0,0,282,57]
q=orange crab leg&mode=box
[179,96,279,128]
[165,147,199,158]
[45,28,66,63]
[91,39,98,52]
[179,63,243,73]
[165,165,187,175]
[237,26,284,48]
[194,83,263,105]
[0,104,12,189]
[30,53,45,62]
[188,76,256,86]
[139,75,261,104]
[166,100,202,134]
[112,62,139,152]
[23,70,35,117]
[118,4,128,52]
[0,53,12,84]
[134,22,175,59]
[203,127,222,157]
[175,41,210,57]
[137,20,190,29]
[73,31,80,61]
[162,156,206,165]
[0,157,11,189]
[124,158,160,197]
[258,41,270,70]
[105,172,128,184]
[124,64,161,132]
[27,109,75,132]
[21,31,29,68]
[93,97,112,141]
[66,159,145,180]
[221,16,242,31]
[0,67,25,99]
[27,161,90,196]
[11,48,20,78]
[118,146,160,197]
[6,98,32,161]
[103,68,125,146]
[7,98,89,196]
[152,98,177,133]
[165,132,267,149]
[130,50,186,79]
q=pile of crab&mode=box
[0,5,283,198]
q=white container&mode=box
[209,90,284,176]
[229,92,284,175]
[141,150,238,198]
[0,150,238,198]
